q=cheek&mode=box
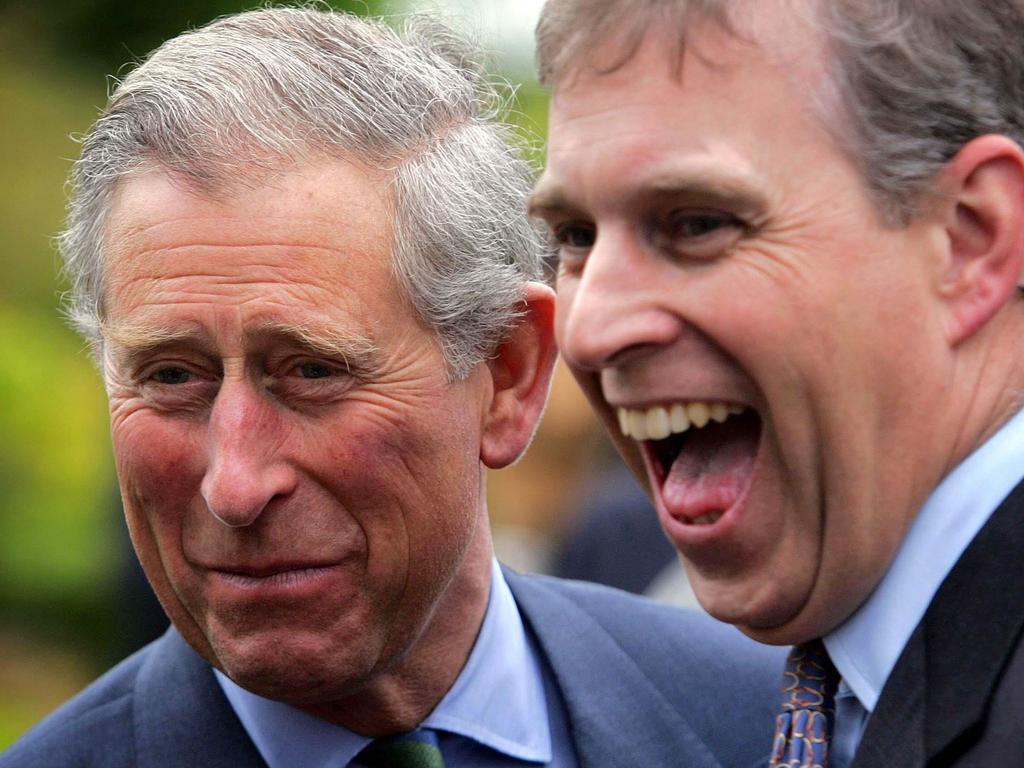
[113,415,205,545]
[315,403,482,544]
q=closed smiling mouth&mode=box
[209,562,341,589]
[615,400,763,528]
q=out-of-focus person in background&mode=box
[1,7,784,767]
[532,0,1024,765]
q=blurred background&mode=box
[0,0,686,748]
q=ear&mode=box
[937,134,1024,346]
[480,282,558,469]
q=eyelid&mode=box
[664,207,744,228]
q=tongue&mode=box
[661,416,759,522]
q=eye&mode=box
[550,221,597,272]
[136,362,218,413]
[657,209,746,259]
[297,361,334,379]
[672,211,734,237]
[151,367,192,385]
[554,221,596,250]
[265,357,355,409]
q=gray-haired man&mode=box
[2,7,783,768]
[531,0,1024,765]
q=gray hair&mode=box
[536,0,1024,225]
[62,6,545,379]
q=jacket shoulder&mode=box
[0,643,155,767]
[515,571,783,669]
[507,570,785,768]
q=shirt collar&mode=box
[825,406,1024,713]
[215,559,551,768]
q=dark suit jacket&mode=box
[851,478,1024,767]
[1,570,784,768]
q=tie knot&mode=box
[356,728,446,768]
[769,640,840,768]
[781,639,840,713]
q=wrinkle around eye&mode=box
[130,361,220,414]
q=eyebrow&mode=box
[528,164,773,222]
[103,318,380,372]
[251,320,379,371]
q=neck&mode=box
[940,304,1024,479]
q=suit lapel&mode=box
[854,477,1024,767]
[134,629,268,768]
[849,630,926,768]
[505,570,727,768]
[921,476,1024,763]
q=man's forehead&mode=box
[104,160,393,252]
[544,0,827,113]
[534,5,833,210]
[543,0,820,84]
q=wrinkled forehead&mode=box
[100,156,395,284]
[98,158,401,336]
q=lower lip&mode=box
[210,565,343,595]
[655,491,741,548]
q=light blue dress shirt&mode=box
[216,559,576,767]
[823,406,1024,766]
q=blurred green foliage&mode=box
[0,17,118,635]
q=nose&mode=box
[558,232,683,371]
[201,380,297,527]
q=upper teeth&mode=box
[617,402,747,441]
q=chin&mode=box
[689,570,813,644]
[210,627,378,703]
[731,600,848,646]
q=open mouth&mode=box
[617,401,763,526]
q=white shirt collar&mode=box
[215,559,551,767]
[824,406,1024,712]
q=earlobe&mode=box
[939,134,1024,346]
[480,283,558,469]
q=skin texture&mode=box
[101,160,556,732]
[532,14,1024,645]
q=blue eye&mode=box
[153,367,191,385]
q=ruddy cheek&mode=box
[115,423,205,518]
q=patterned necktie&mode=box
[769,640,840,768]
[356,728,446,768]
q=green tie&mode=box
[357,728,446,768]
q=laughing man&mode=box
[532,0,1024,765]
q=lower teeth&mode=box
[691,512,722,526]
